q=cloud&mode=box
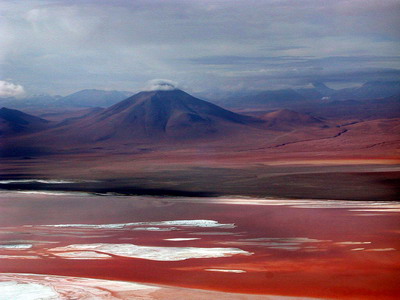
[143,79,178,91]
[0,0,399,95]
[0,80,25,98]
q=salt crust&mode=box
[164,238,200,241]
[39,219,235,230]
[0,273,158,300]
[49,243,251,261]
[205,269,246,273]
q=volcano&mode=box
[48,89,264,143]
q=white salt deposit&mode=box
[350,209,400,212]
[0,273,159,300]
[52,251,112,259]
[146,220,235,228]
[40,219,235,230]
[164,238,200,241]
[205,269,246,273]
[133,227,177,231]
[349,248,396,252]
[0,179,75,184]
[222,237,329,251]
[49,223,127,229]
[335,241,371,245]
[49,243,251,261]
[241,237,325,243]
[190,232,238,235]
[16,191,89,196]
[185,197,400,213]
[0,281,58,300]
[0,244,32,250]
[0,255,39,259]
[365,248,396,252]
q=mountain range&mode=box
[1,85,398,159]
[215,81,400,109]
[1,81,399,112]
[0,88,335,156]
[0,89,133,110]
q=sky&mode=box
[1,0,399,97]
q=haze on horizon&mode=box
[1,0,399,98]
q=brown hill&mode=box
[261,109,326,130]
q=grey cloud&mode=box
[188,56,313,66]
[225,68,400,90]
[0,0,399,95]
[143,79,178,91]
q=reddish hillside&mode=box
[261,109,326,130]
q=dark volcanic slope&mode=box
[0,107,50,137]
[43,89,264,143]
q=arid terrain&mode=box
[1,88,399,200]
[1,87,399,299]
[2,1,400,298]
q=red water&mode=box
[0,192,399,299]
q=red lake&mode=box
[0,192,399,299]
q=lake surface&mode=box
[0,191,399,299]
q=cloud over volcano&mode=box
[144,79,178,92]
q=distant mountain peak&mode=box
[362,81,400,87]
[311,81,334,91]
[59,89,134,108]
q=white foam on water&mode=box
[48,243,252,261]
[205,269,246,273]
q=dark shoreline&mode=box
[0,182,217,198]
[0,175,399,201]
